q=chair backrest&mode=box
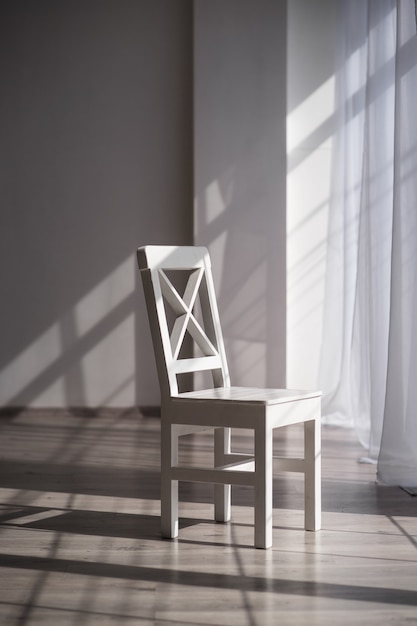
[137,245,230,400]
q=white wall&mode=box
[286,0,337,389]
[0,0,193,409]
[0,0,338,410]
[194,0,287,388]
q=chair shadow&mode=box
[1,505,210,540]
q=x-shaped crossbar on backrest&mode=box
[159,268,219,361]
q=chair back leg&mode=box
[161,422,179,538]
[304,418,321,531]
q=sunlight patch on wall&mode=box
[287,76,335,153]
[205,178,227,225]
[287,77,335,389]
[0,256,136,408]
[74,256,134,336]
[77,314,135,407]
[287,151,330,330]
[0,323,62,405]
[193,178,230,293]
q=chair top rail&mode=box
[138,246,210,272]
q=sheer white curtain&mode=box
[319,0,417,485]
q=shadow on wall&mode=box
[0,0,193,410]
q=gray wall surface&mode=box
[1,0,290,409]
[0,0,193,408]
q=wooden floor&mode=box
[0,409,416,626]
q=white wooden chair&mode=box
[137,245,321,549]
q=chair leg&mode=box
[304,418,321,531]
[161,423,179,539]
[254,422,273,549]
[214,427,231,522]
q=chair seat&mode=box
[170,387,322,430]
[175,386,321,405]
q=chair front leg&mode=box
[304,417,321,531]
[161,422,179,539]
[254,421,273,549]
[214,427,231,522]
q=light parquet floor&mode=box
[0,409,416,625]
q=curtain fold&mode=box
[378,1,417,486]
[319,0,417,485]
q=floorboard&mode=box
[0,409,416,625]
